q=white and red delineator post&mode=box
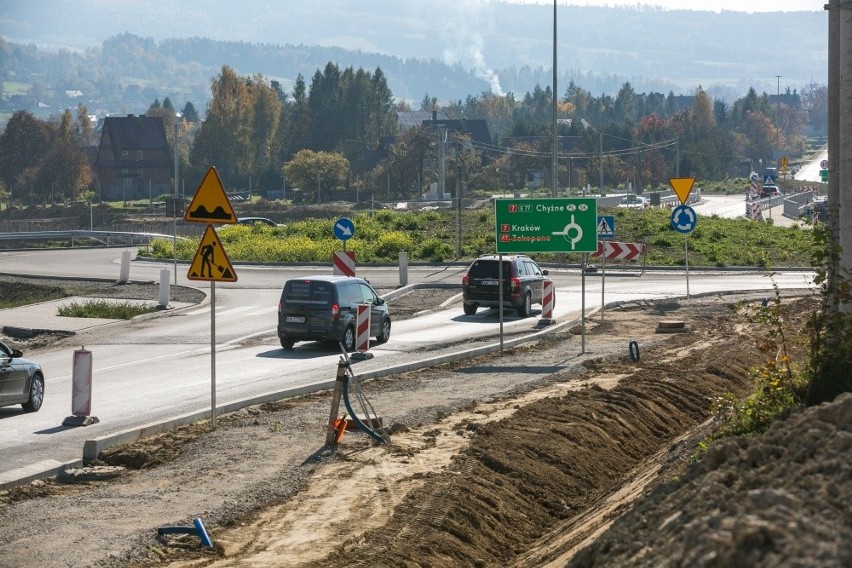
[355,304,371,353]
[332,251,356,276]
[541,279,555,323]
[62,347,99,426]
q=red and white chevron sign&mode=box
[591,241,646,260]
[332,251,356,276]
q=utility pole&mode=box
[776,75,781,96]
[598,131,604,193]
[438,126,447,198]
[832,0,852,310]
[551,0,558,197]
[676,138,680,177]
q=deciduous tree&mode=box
[283,149,349,202]
[0,111,52,197]
[39,110,92,203]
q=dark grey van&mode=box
[277,275,391,351]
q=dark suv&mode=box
[277,275,391,351]
[462,255,549,317]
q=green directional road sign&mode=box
[495,198,598,254]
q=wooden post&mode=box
[325,358,348,445]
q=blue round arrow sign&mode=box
[333,217,355,241]
[670,205,697,234]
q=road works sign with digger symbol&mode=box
[188,225,238,282]
[495,198,597,254]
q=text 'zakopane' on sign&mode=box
[494,198,598,254]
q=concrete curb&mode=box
[0,458,84,490]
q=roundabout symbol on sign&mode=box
[551,215,585,250]
[671,205,697,234]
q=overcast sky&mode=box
[508,0,822,12]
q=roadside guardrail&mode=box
[0,230,184,248]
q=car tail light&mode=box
[511,277,521,296]
[278,301,282,315]
[462,275,469,286]
[331,303,340,320]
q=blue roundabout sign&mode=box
[671,205,697,234]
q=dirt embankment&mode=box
[2,292,847,568]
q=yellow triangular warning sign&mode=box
[184,167,237,224]
[187,225,238,282]
[669,177,696,204]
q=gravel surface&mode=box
[0,281,847,568]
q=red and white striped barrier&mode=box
[591,241,646,261]
[355,304,371,353]
[541,280,554,321]
[332,251,356,276]
[749,179,759,200]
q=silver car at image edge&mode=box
[0,339,45,412]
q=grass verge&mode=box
[57,300,158,319]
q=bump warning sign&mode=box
[184,167,237,224]
[187,225,237,282]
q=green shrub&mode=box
[418,239,454,262]
[712,292,807,440]
[58,300,157,319]
[373,231,415,260]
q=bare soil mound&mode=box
[568,392,852,567]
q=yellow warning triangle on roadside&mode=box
[184,166,237,224]
[187,225,238,282]
[669,177,696,204]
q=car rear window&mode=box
[468,260,511,279]
[284,280,334,305]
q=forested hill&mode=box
[0,2,826,116]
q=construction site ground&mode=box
[1,287,850,567]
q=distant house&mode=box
[397,110,449,131]
[768,92,801,108]
[95,115,172,201]
[396,110,493,147]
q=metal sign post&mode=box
[210,281,216,427]
[684,235,690,299]
[670,204,697,301]
[600,251,606,321]
[581,254,587,353]
[596,215,614,321]
[498,254,504,354]
[184,167,238,429]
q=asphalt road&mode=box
[0,248,815,486]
